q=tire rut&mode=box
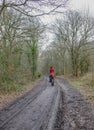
[0,78,47,129]
[0,77,94,130]
[0,77,60,130]
[55,78,94,130]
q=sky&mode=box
[70,0,94,15]
[41,0,94,24]
[41,0,94,48]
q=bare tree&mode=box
[0,9,23,82]
[0,0,70,16]
[21,17,44,79]
[50,11,94,76]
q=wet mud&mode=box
[0,77,94,130]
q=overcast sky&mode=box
[41,0,94,47]
[70,0,94,15]
[41,0,94,24]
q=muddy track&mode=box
[54,77,94,130]
[0,78,47,128]
[0,77,60,130]
[0,77,94,130]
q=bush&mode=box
[37,72,42,78]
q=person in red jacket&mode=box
[49,66,55,82]
[50,66,54,74]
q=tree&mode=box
[48,11,94,76]
[22,17,44,79]
[0,9,23,82]
[0,0,70,16]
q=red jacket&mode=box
[50,67,54,73]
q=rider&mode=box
[49,66,55,82]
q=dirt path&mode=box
[0,77,94,130]
[55,77,94,130]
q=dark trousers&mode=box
[49,75,52,82]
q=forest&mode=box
[0,0,94,94]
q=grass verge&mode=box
[67,73,94,110]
